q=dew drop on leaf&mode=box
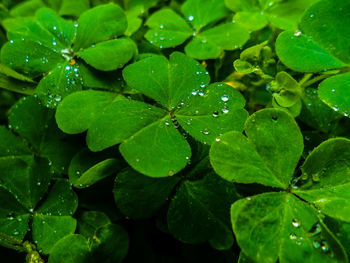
[221,95,229,102]
[292,219,301,228]
[289,233,297,240]
[321,241,329,252]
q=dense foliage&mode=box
[0,0,349,262]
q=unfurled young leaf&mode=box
[1,4,137,108]
[145,0,249,59]
[210,108,350,262]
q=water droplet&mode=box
[191,90,198,95]
[188,15,194,21]
[29,208,34,213]
[201,129,210,135]
[74,22,79,28]
[321,241,329,252]
[292,219,301,228]
[52,41,57,46]
[221,106,229,114]
[310,14,315,18]
[221,95,229,102]
[165,120,170,126]
[289,233,297,240]
[215,138,221,142]
[198,91,205,96]
[168,170,175,176]
[294,30,302,37]
[37,182,41,186]
[53,26,57,30]
[54,94,61,102]
[9,39,14,44]
[212,111,219,117]
[159,24,164,29]
[25,56,29,63]
[13,231,19,235]
[65,65,71,71]
[136,158,140,162]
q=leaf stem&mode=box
[301,74,332,89]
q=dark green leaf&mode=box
[114,168,180,219]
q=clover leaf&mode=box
[210,108,350,262]
[1,4,137,108]
[114,152,239,249]
[145,0,250,60]
[49,221,129,263]
[276,0,350,117]
[225,0,319,31]
[56,52,248,177]
[0,95,83,256]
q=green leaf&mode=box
[0,187,30,241]
[32,214,77,254]
[58,52,247,177]
[35,62,83,108]
[276,31,346,73]
[58,0,90,17]
[123,52,210,110]
[210,109,303,188]
[86,99,167,151]
[74,3,127,51]
[233,11,268,31]
[77,211,110,238]
[69,148,123,188]
[185,23,250,60]
[36,179,78,216]
[226,0,319,31]
[48,234,90,263]
[89,224,129,263]
[293,138,350,222]
[145,9,193,49]
[318,73,350,118]
[77,38,136,71]
[10,0,44,17]
[118,114,191,177]
[9,96,81,173]
[231,192,348,263]
[1,37,64,76]
[176,83,248,145]
[114,168,180,219]
[168,173,238,249]
[299,87,339,132]
[30,179,78,253]
[0,135,51,209]
[270,71,302,108]
[35,8,76,48]
[0,63,35,83]
[181,0,228,31]
[55,90,119,134]
[276,0,350,72]
[300,0,350,64]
